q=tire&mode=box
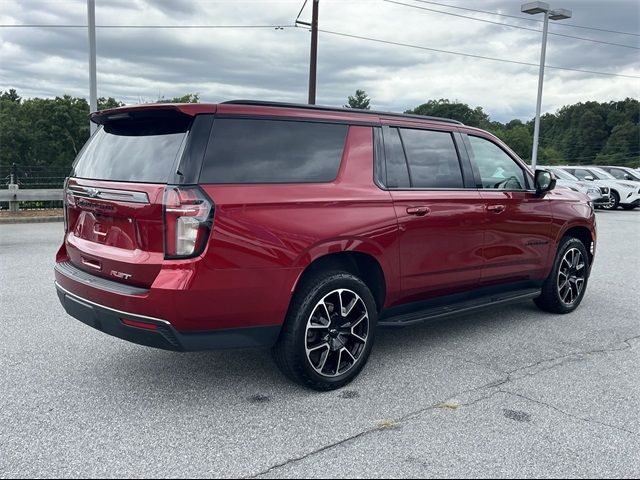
[534,237,590,314]
[272,270,378,391]
[602,191,620,210]
[621,204,637,210]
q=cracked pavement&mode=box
[1,210,639,478]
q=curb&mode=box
[0,216,64,224]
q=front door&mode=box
[464,134,553,285]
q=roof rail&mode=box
[221,100,464,126]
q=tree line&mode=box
[1,88,638,171]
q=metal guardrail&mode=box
[0,189,63,202]
[1,164,67,212]
[0,186,63,213]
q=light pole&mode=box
[521,2,572,171]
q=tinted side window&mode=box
[468,136,526,190]
[399,128,463,189]
[200,119,347,183]
[383,127,411,188]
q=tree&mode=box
[595,122,640,167]
[1,91,637,173]
[157,93,200,104]
[345,90,371,110]
[98,97,124,110]
[407,99,490,128]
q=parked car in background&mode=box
[594,166,640,183]
[558,166,640,210]
[543,166,609,208]
[55,101,597,390]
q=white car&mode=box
[544,167,609,207]
[596,166,640,183]
[558,166,640,210]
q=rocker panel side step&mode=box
[379,288,541,327]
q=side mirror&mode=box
[535,169,556,196]
[584,175,594,181]
[625,174,633,180]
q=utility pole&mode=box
[87,0,98,134]
[308,0,319,105]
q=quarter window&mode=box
[398,128,464,189]
[468,136,526,190]
[200,119,347,184]
[383,127,411,188]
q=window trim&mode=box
[197,117,349,185]
[464,133,534,192]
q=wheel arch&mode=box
[290,248,388,312]
[560,224,595,263]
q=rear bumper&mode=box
[55,282,281,351]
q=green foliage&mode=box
[345,90,371,110]
[536,99,639,166]
[406,99,491,129]
[1,90,638,173]
[407,97,639,166]
[157,93,200,104]
[98,97,124,110]
[0,91,199,170]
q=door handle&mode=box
[487,204,506,214]
[406,206,431,216]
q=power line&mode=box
[385,0,640,50]
[410,0,640,38]
[0,24,294,29]
[316,28,640,79]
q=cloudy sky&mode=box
[1,0,638,121]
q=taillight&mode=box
[163,186,213,259]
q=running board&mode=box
[379,288,541,327]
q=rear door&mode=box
[381,124,485,302]
[64,108,205,289]
[463,134,553,285]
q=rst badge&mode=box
[111,270,133,280]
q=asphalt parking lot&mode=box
[1,210,639,478]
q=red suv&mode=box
[55,101,596,390]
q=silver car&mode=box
[543,166,609,207]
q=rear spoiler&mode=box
[90,103,216,125]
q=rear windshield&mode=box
[199,119,348,184]
[73,120,188,183]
